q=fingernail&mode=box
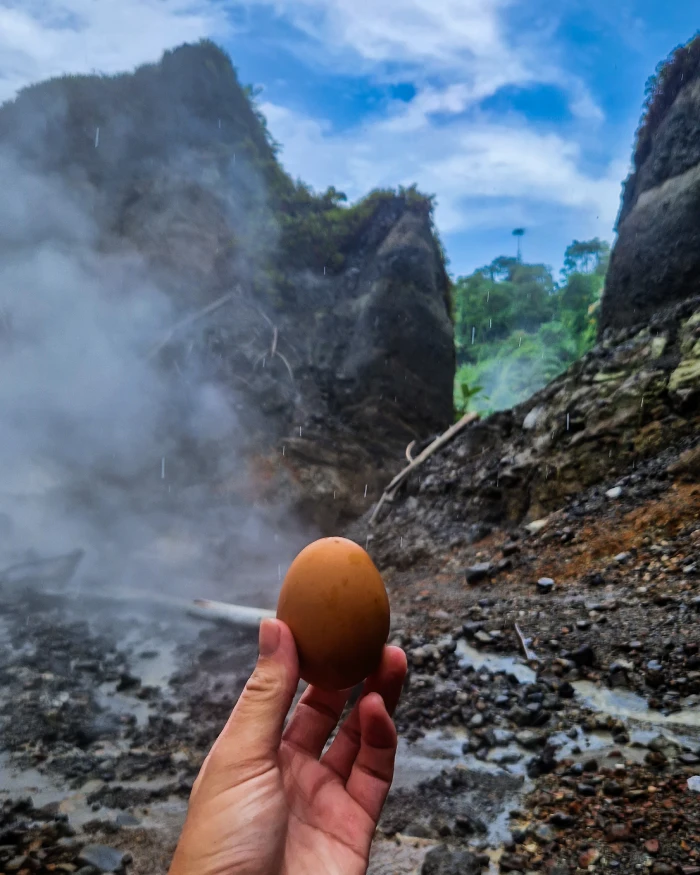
[259,618,281,657]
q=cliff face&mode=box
[0,41,454,531]
[601,35,700,334]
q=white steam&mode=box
[0,146,308,604]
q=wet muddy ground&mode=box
[2,474,700,875]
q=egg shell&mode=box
[276,536,390,691]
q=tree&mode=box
[562,238,610,276]
[512,228,525,262]
[450,235,611,413]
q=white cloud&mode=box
[262,99,625,237]
[0,0,228,102]
[243,0,601,122]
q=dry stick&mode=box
[405,440,416,463]
[253,315,295,382]
[147,290,238,360]
[514,623,538,662]
[369,411,480,526]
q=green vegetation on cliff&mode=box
[452,238,610,414]
[0,40,441,294]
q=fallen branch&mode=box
[514,623,538,662]
[369,411,479,526]
[405,440,416,463]
[253,320,295,382]
[147,290,238,360]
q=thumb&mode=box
[214,619,299,772]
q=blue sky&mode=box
[1,1,698,278]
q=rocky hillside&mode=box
[357,295,700,571]
[601,33,700,334]
[0,40,454,532]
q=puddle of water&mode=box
[456,641,537,685]
[393,729,530,847]
[95,683,153,727]
[573,681,700,730]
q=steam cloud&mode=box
[0,144,309,607]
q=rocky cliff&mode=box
[0,41,454,532]
[359,296,700,570]
[600,34,700,334]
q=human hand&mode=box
[168,618,407,875]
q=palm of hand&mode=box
[169,630,406,875]
[280,733,386,875]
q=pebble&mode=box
[465,563,492,584]
[606,486,623,499]
[688,775,700,791]
[679,753,700,765]
[474,631,493,646]
[500,854,529,872]
[421,845,483,875]
[606,823,630,841]
[493,729,515,746]
[78,845,131,872]
[571,645,596,667]
[533,823,557,843]
[548,811,575,828]
[537,577,555,594]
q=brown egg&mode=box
[276,536,390,690]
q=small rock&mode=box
[537,577,555,594]
[404,821,434,839]
[474,630,493,646]
[116,673,140,692]
[533,823,556,843]
[466,563,492,585]
[571,645,596,667]
[410,647,427,667]
[606,486,623,499]
[515,730,543,749]
[577,784,596,797]
[500,854,529,873]
[579,849,600,869]
[613,552,630,564]
[525,518,549,535]
[679,753,700,765]
[652,865,675,875]
[78,845,130,872]
[549,811,575,828]
[421,844,482,875]
[502,542,521,557]
[606,823,630,842]
[688,775,700,792]
[644,839,660,855]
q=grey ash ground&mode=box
[2,446,700,875]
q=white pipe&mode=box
[188,598,275,627]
